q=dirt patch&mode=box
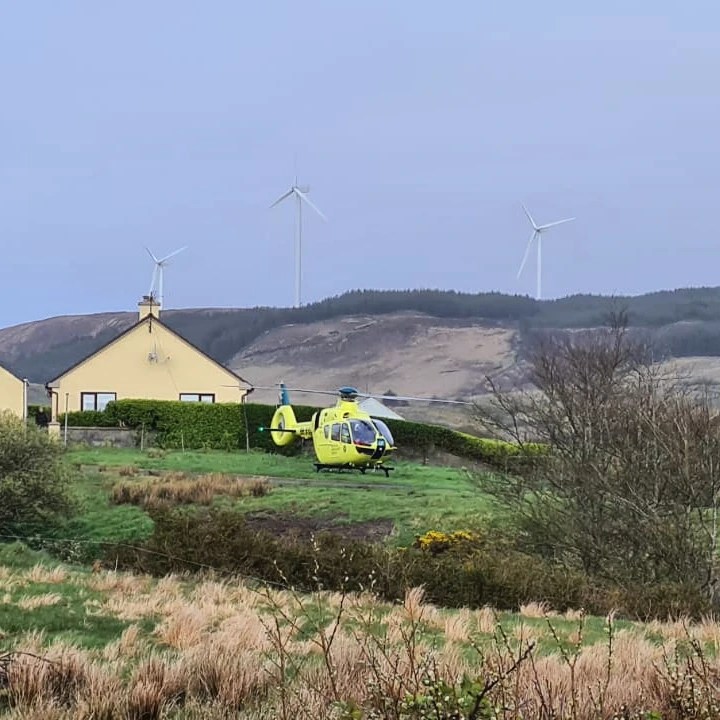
[243,511,394,543]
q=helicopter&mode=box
[258,383,471,477]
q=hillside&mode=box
[231,312,521,406]
[4,289,720,414]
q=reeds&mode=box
[5,562,720,719]
[110,471,270,508]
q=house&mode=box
[357,396,405,420]
[0,363,26,418]
[45,296,252,432]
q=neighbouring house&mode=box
[45,296,252,434]
[357,396,405,420]
[0,363,26,418]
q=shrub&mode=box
[0,411,75,536]
[384,418,542,470]
[413,529,480,554]
[60,409,118,427]
[101,505,710,619]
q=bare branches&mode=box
[476,311,720,599]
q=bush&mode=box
[60,409,118,428]
[101,505,710,619]
[0,411,75,536]
[384,418,542,470]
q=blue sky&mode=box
[1,1,718,327]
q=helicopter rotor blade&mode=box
[356,392,472,405]
[245,384,473,405]
[248,384,341,397]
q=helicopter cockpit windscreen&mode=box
[371,418,395,446]
[349,419,377,445]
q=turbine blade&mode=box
[537,217,575,231]
[269,188,294,208]
[159,246,187,263]
[294,189,327,221]
[517,231,536,279]
[522,204,538,231]
[145,247,159,263]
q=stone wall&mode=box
[63,426,143,449]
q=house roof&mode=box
[45,314,252,388]
[357,397,405,420]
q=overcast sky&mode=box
[1,1,718,328]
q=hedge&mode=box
[60,400,320,453]
[60,398,538,468]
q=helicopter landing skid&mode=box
[314,463,394,478]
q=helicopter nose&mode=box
[371,437,386,461]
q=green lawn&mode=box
[63,448,502,547]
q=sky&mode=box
[1,1,719,328]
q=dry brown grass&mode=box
[5,562,720,719]
[110,471,271,508]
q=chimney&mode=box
[138,295,160,320]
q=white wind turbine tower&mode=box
[145,246,187,308]
[517,204,575,300]
[270,175,327,308]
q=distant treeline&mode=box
[7,287,720,382]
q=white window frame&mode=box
[81,392,117,411]
[179,393,215,403]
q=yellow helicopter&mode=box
[258,383,470,477]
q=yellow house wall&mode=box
[0,366,24,417]
[48,318,246,419]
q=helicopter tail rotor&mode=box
[270,404,298,447]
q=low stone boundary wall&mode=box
[64,427,140,448]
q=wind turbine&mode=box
[145,246,187,308]
[270,175,327,308]
[517,204,575,300]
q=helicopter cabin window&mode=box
[331,423,341,441]
[340,423,352,444]
[81,392,116,412]
[324,425,330,439]
[372,418,395,447]
[349,419,376,445]
[179,393,215,403]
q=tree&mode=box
[0,411,74,536]
[476,311,720,603]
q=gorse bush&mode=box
[413,529,480,554]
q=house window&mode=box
[81,392,116,411]
[179,393,215,403]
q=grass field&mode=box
[61,447,501,548]
[5,449,720,717]
[2,542,720,719]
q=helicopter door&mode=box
[328,422,342,460]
